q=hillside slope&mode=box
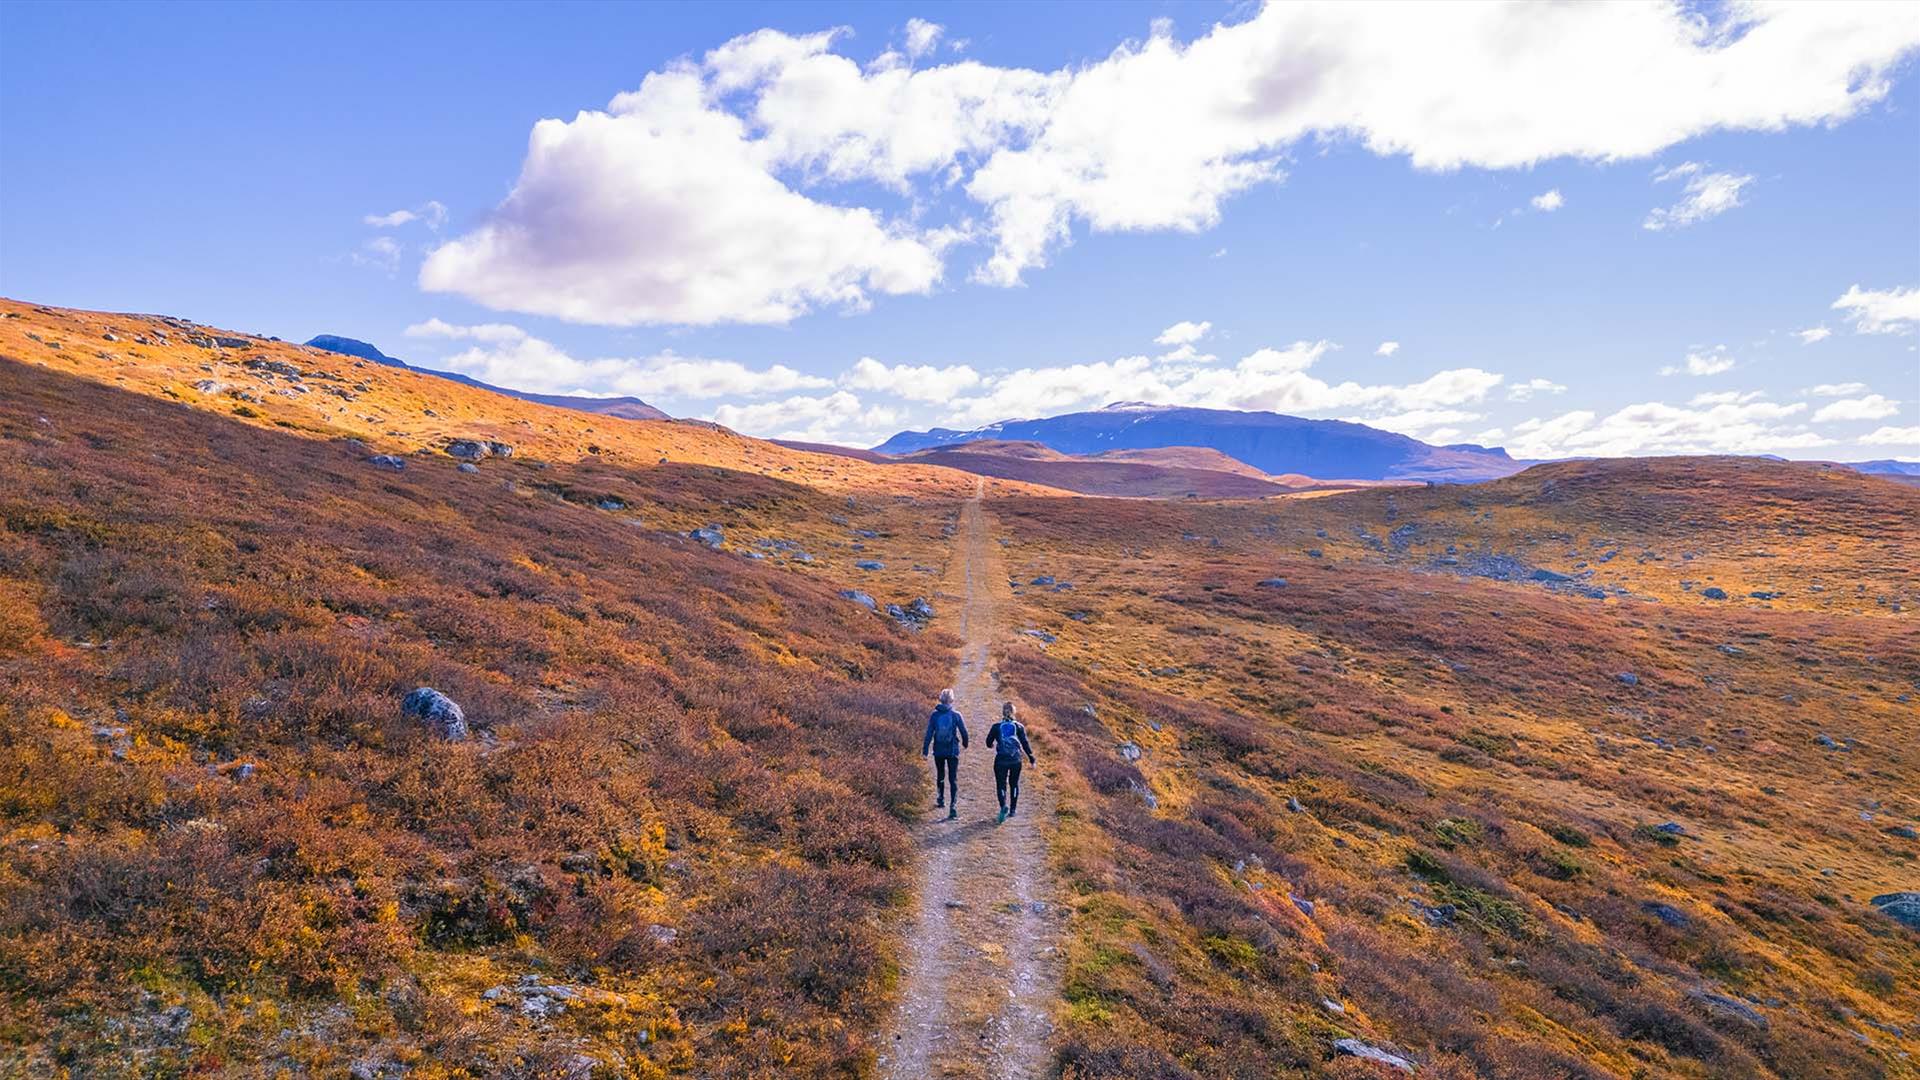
[898,440,1313,499]
[874,403,1524,482]
[0,302,1034,1076]
[306,334,673,421]
[994,457,1919,1078]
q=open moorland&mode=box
[1,299,1916,1078]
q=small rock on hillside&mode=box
[402,687,468,739]
[1334,1038,1415,1073]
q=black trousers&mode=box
[933,754,959,805]
[994,757,1024,812]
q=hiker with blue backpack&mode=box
[985,702,1036,824]
[922,689,969,820]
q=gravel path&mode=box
[878,488,1062,1080]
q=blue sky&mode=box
[3,0,1917,458]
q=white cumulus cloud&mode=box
[1643,168,1753,230]
[903,18,943,60]
[1804,382,1867,397]
[1375,341,1401,357]
[1795,325,1832,344]
[1812,394,1903,423]
[1860,425,1920,447]
[413,321,830,400]
[1530,189,1565,212]
[841,356,982,401]
[1508,377,1567,401]
[1661,346,1735,376]
[421,4,1920,324]
[712,390,902,445]
[1506,398,1826,457]
[1155,320,1212,346]
[1832,284,1920,335]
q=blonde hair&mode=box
[939,688,955,704]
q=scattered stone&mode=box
[445,440,489,461]
[401,687,468,739]
[886,598,935,630]
[191,379,227,394]
[689,526,725,548]
[1334,1038,1415,1073]
[1023,629,1057,644]
[1642,901,1691,929]
[1257,578,1289,588]
[1287,796,1306,814]
[1128,779,1159,809]
[1749,591,1780,600]
[644,924,678,946]
[840,590,877,610]
[1031,575,1055,586]
[1717,644,1744,656]
[1688,989,1769,1029]
[1321,998,1345,1014]
[1885,826,1918,840]
[1117,741,1141,761]
[1411,901,1456,928]
[944,899,968,910]
[1290,894,1315,917]
[1617,672,1638,686]
[1306,549,1323,559]
[560,852,597,874]
[595,497,626,511]
[1870,892,1920,931]
[368,454,407,471]
[242,356,301,378]
[1150,666,1182,677]
[456,462,479,474]
[855,559,884,570]
[1814,733,1849,751]
[1651,822,1686,836]
[1701,587,1728,600]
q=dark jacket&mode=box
[986,718,1034,762]
[923,703,969,757]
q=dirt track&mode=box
[878,489,1062,1080]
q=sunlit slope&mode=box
[0,337,998,1074]
[0,297,1062,500]
[990,461,1918,1079]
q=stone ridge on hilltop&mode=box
[305,332,673,421]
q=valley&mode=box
[1,300,1915,1078]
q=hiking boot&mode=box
[947,807,958,821]
[934,797,944,809]
[996,809,1008,825]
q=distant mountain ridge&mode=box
[304,334,670,421]
[874,403,1522,482]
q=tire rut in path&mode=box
[878,489,1062,1080]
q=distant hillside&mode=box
[875,403,1522,482]
[1846,458,1920,477]
[897,440,1337,498]
[306,334,671,421]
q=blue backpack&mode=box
[929,708,961,753]
[995,720,1024,761]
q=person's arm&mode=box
[1017,724,1035,763]
[956,713,969,749]
[922,712,935,756]
[985,723,999,751]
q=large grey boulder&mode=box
[1871,892,1920,931]
[1334,1038,1414,1073]
[402,687,468,739]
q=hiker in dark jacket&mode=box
[984,702,1035,824]
[922,689,969,820]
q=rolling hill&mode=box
[306,333,673,421]
[874,402,1526,482]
